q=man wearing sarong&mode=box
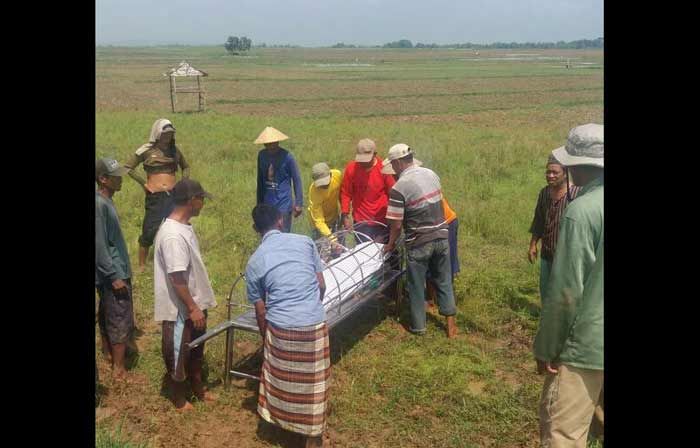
[246,204,329,448]
[124,118,190,271]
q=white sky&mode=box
[96,0,603,47]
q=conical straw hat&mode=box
[254,126,289,144]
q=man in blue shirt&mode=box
[254,126,304,233]
[245,204,330,447]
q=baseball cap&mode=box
[172,179,214,202]
[312,162,332,187]
[355,138,376,162]
[380,143,422,174]
[96,157,128,178]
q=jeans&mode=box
[406,238,456,333]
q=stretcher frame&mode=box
[187,221,405,386]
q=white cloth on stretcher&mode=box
[321,241,386,311]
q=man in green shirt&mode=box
[533,123,603,448]
[96,157,134,380]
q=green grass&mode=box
[97,423,149,448]
[95,46,603,447]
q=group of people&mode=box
[95,117,603,448]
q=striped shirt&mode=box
[386,165,448,248]
[529,185,581,261]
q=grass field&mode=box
[95,46,603,448]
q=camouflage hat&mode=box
[552,124,604,168]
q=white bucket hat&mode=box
[381,143,422,174]
[552,123,604,168]
[254,126,289,145]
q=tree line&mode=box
[331,37,603,49]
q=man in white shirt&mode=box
[154,179,217,411]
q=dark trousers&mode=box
[281,212,293,233]
[139,191,174,247]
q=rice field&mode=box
[95,46,603,448]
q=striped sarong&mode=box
[258,321,331,437]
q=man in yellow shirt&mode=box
[307,163,343,244]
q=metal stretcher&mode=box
[187,221,405,386]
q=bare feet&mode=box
[193,385,218,402]
[175,400,195,412]
[446,316,458,339]
[112,368,127,381]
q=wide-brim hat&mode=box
[254,126,289,145]
[552,123,604,168]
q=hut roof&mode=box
[163,61,208,77]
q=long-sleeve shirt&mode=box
[95,191,131,285]
[307,169,342,237]
[529,185,581,260]
[340,157,396,224]
[533,176,603,371]
[257,148,303,214]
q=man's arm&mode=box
[161,237,205,329]
[340,164,353,229]
[384,219,403,253]
[383,188,404,253]
[316,272,326,302]
[123,151,148,188]
[308,185,333,237]
[246,262,267,338]
[168,271,206,330]
[256,151,264,205]
[533,215,594,364]
[289,154,304,214]
[253,299,267,338]
[177,147,190,179]
[528,189,546,263]
[95,204,128,296]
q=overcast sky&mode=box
[96,0,603,47]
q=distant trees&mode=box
[383,39,413,48]
[369,37,603,50]
[225,36,252,54]
[332,42,357,48]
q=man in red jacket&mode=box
[340,138,396,243]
